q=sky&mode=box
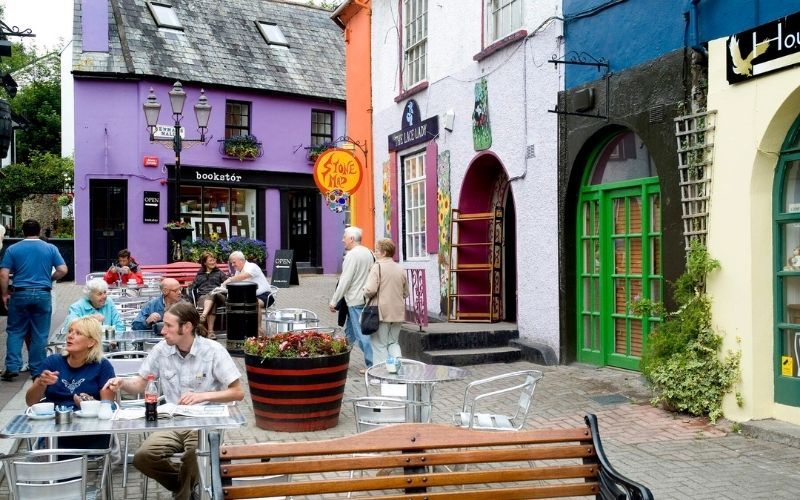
[3,0,73,54]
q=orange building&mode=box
[332,0,374,248]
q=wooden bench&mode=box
[138,262,230,288]
[209,414,653,499]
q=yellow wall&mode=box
[706,37,800,425]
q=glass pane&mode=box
[583,203,591,236]
[583,315,592,349]
[582,277,591,310]
[781,222,800,270]
[613,198,626,234]
[614,318,627,354]
[629,197,642,234]
[180,186,202,215]
[778,328,800,378]
[630,319,643,356]
[613,238,626,274]
[783,160,800,213]
[629,278,642,304]
[783,276,800,324]
[614,278,626,314]
[629,238,642,274]
[590,132,656,185]
[205,188,230,215]
[650,237,661,275]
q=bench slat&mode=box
[223,444,596,477]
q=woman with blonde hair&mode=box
[362,239,409,364]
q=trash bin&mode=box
[226,281,258,355]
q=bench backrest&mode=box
[138,262,230,287]
[210,415,653,500]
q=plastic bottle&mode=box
[144,374,159,421]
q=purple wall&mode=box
[81,0,109,52]
[73,78,346,279]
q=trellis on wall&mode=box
[674,110,717,250]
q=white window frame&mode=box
[403,0,428,88]
[401,150,427,260]
[257,22,289,48]
[147,2,183,30]
[486,0,522,43]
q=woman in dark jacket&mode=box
[192,251,228,339]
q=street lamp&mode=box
[142,81,211,221]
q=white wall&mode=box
[371,0,563,354]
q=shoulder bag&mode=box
[360,264,381,336]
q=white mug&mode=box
[80,399,101,416]
[26,402,55,416]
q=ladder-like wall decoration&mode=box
[674,110,717,250]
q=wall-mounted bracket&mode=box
[547,52,611,121]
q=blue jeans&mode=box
[344,305,373,367]
[5,289,53,376]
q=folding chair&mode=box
[453,369,543,430]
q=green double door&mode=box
[577,181,662,370]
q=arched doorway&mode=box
[450,153,517,322]
[576,130,662,370]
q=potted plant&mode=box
[164,221,194,261]
[181,236,268,265]
[306,142,333,163]
[221,135,263,160]
[243,329,351,432]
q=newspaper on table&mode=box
[114,403,230,420]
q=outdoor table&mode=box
[368,362,470,422]
[0,404,246,499]
[52,329,162,352]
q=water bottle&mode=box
[144,374,159,421]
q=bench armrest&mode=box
[209,431,223,500]
[585,414,654,500]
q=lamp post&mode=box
[142,81,211,221]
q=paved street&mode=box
[0,275,798,498]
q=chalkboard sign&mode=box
[271,249,299,288]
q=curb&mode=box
[741,418,800,449]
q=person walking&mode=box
[0,219,68,380]
[328,226,374,372]
[363,238,409,365]
[104,302,244,499]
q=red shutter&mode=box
[425,141,439,254]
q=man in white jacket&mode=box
[329,226,374,371]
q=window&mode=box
[402,151,426,259]
[180,186,257,240]
[147,2,183,30]
[403,0,428,88]
[225,101,250,139]
[487,0,522,42]
[311,111,333,147]
[257,21,289,47]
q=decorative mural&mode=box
[488,177,509,318]
[472,77,492,151]
[382,159,392,238]
[437,150,452,314]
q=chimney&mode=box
[82,0,109,52]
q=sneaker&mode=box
[1,370,19,381]
[20,363,29,372]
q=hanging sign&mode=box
[143,191,160,223]
[312,148,364,195]
[727,12,800,84]
[388,99,439,152]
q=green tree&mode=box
[0,152,72,207]
[10,74,60,163]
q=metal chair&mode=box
[365,358,435,422]
[265,306,317,335]
[453,370,543,431]
[1,447,113,500]
[350,396,430,432]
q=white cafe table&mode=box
[368,362,470,422]
[0,405,246,499]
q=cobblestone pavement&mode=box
[0,276,798,498]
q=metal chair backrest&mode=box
[456,369,543,431]
[350,396,427,433]
[105,350,147,376]
[2,448,112,500]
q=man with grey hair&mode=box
[63,278,124,332]
[131,278,185,331]
[224,251,272,332]
[329,226,374,372]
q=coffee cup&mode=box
[80,399,101,416]
[26,402,55,416]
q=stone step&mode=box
[418,329,519,350]
[296,265,323,275]
[420,346,522,366]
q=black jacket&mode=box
[192,267,227,296]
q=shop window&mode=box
[403,0,428,88]
[225,101,251,139]
[773,114,800,406]
[311,110,333,147]
[401,150,426,259]
[486,0,522,42]
[180,186,257,240]
[588,132,656,185]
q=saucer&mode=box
[27,413,55,420]
[74,410,98,418]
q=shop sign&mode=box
[727,11,800,84]
[143,155,159,167]
[312,148,363,195]
[152,124,185,140]
[388,99,439,151]
[143,191,160,223]
[271,249,299,288]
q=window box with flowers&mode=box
[305,142,333,163]
[219,135,263,161]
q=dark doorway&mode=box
[89,180,128,272]
[282,190,319,267]
[503,192,517,321]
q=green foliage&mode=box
[53,218,74,238]
[181,236,267,264]
[244,330,349,359]
[641,241,740,423]
[223,135,261,160]
[0,153,73,207]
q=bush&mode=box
[182,236,267,264]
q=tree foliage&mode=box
[0,153,73,207]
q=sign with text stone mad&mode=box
[313,148,364,213]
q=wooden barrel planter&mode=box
[244,349,351,432]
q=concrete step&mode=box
[420,346,522,366]
[296,264,323,275]
[418,329,519,351]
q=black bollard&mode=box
[226,281,258,356]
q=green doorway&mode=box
[576,131,662,370]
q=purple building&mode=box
[70,0,346,279]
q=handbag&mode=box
[360,264,381,336]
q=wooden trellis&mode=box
[675,110,716,250]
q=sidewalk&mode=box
[0,276,799,498]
